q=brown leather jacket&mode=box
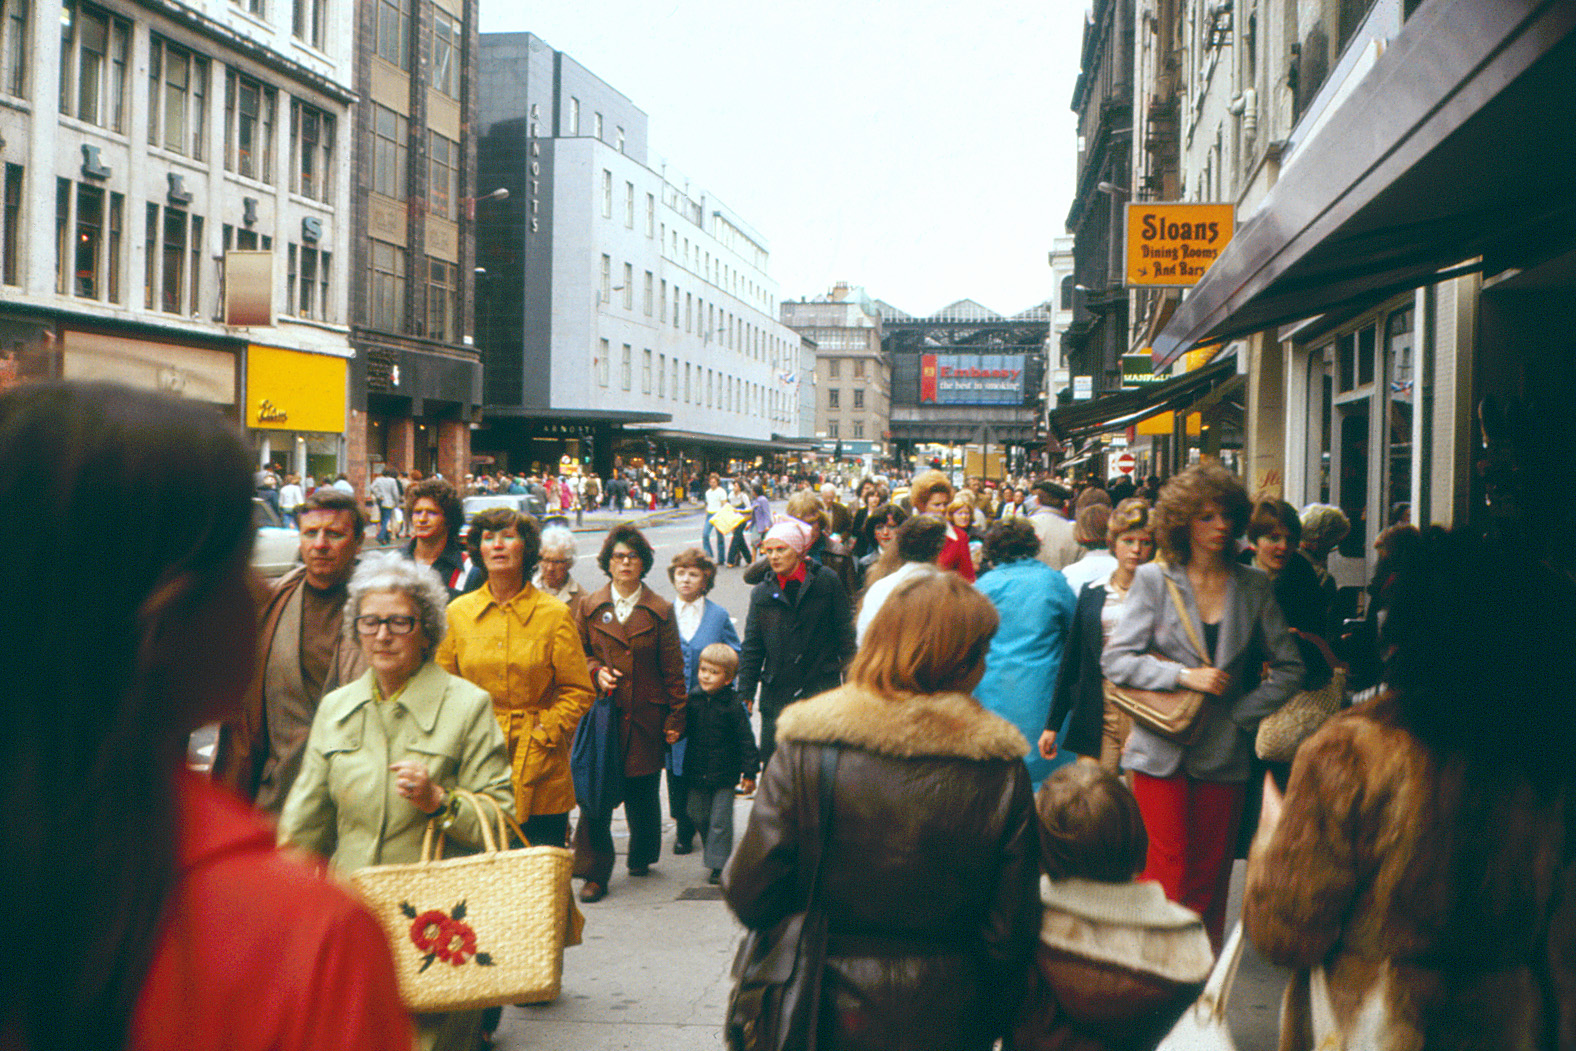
[724,685,1041,1051]
[575,583,687,779]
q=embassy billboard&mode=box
[919,354,1027,405]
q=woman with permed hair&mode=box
[572,524,688,901]
[1102,463,1302,949]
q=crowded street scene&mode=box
[3,0,1575,1049]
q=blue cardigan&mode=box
[671,597,742,776]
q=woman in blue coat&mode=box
[665,547,741,853]
[974,518,1077,788]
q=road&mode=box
[495,507,1290,1049]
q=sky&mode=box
[478,0,1090,319]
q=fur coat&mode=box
[724,685,1041,1051]
[1245,694,1576,1051]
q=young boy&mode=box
[681,642,760,883]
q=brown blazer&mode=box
[576,583,687,778]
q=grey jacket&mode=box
[1102,560,1302,781]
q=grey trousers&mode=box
[685,783,736,871]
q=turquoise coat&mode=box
[975,557,1077,788]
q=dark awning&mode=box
[1152,0,1576,368]
[1049,357,1238,441]
[623,428,815,453]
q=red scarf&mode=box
[775,561,807,589]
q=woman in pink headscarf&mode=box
[734,518,857,768]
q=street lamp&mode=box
[463,186,509,220]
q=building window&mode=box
[852,388,864,409]
[292,0,323,48]
[148,39,208,160]
[286,243,330,321]
[290,100,334,202]
[854,359,865,379]
[620,343,631,391]
[616,126,625,152]
[56,179,124,303]
[645,193,654,237]
[424,257,454,341]
[226,71,277,184]
[621,263,632,310]
[853,420,864,439]
[1,163,21,286]
[376,0,410,69]
[369,238,407,332]
[2,0,28,98]
[431,10,459,98]
[685,292,692,332]
[599,254,610,302]
[601,170,612,218]
[233,0,263,18]
[659,279,667,322]
[594,112,603,140]
[371,104,407,200]
[827,388,839,409]
[568,97,579,134]
[624,181,634,228]
[643,271,653,316]
[828,421,839,439]
[657,354,666,398]
[597,338,610,386]
[428,131,457,218]
[828,359,840,379]
[139,204,200,315]
[59,2,130,132]
[672,286,680,328]
[641,348,652,394]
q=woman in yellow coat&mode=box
[436,508,595,850]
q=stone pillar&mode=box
[388,416,417,472]
[1245,331,1286,499]
[437,419,469,485]
[345,409,369,499]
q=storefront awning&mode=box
[1049,357,1238,442]
[1152,0,1576,368]
[623,428,816,454]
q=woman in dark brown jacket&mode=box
[573,524,688,902]
[724,572,1041,1051]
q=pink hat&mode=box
[762,518,812,555]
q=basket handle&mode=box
[454,787,535,850]
[420,788,507,862]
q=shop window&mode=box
[1305,346,1333,504]
[149,38,207,159]
[59,1,129,132]
[369,238,407,333]
[430,10,459,98]
[226,70,277,184]
[1385,306,1415,527]
[428,131,457,218]
[371,104,406,200]
[2,0,27,99]
[291,100,334,202]
[2,163,21,286]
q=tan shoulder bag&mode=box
[1103,575,1214,746]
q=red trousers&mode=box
[1130,770,1245,951]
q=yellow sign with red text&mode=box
[1125,203,1235,287]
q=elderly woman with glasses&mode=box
[278,551,514,1051]
[572,524,688,902]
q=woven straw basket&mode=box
[349,789,578,1012]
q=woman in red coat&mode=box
[573,523,689,902]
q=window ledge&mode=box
[149,147,211,173]
[288,191,335,212]
[224,170,278,194]
[58,115,129,143]
[0,95,30,114]
[278,315,349,334]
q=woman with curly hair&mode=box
[403,476,478,599]
[912,469,976,582]
[573,524,688,901]
[1102,464,1302,948]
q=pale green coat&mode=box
[278,662,514,873]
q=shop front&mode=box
[245,345,349,483]
[60,328,239,412]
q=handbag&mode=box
[348,789,583,1012]
[725,747,840,1051]
[1155,921,1245,1050]
[571,692,624,820]
[1105,575,1214,745]
[711,504,748,536]
[1256,632,1347,762]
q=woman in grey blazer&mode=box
[1101,463,1301,949]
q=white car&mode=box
[252,498,299,579]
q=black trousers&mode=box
[573,771,663,884]
[666,767,696,844]
[757,699,786,772]
[519,811,570,849]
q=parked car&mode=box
[461,492,546,524]
[252,498,299,578]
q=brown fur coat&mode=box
[1245,694,1576,1051]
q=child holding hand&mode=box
[672,643,760,883]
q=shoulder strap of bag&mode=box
[1163,574,1212,668]
[804,747,840,911]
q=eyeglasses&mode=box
[354,614,418,636]
[540,557,574,565]
[609,552,642,563]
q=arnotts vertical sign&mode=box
[1125,203,1235,287]
[920,354,1026,405]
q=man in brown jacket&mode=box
[213,490,367,812]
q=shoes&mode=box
[629,865,651,877]
[673,839,694,855]
[579,881,606,903]
[708,869,722,885]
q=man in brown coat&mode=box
[213,490,367,812]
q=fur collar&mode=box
[774,685,1028,762]
[1039,876,1215,984]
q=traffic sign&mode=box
[1117,452,1136,475]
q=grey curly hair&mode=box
[342,551,450,661]
[540,524,577,557]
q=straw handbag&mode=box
[1257,631,1347,762]
[1105,576,1214,746]
[349,789,583,1012]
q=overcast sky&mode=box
[478,1,1089,319]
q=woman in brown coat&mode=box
[725,572,1041,1051]
[573,523,688,902]
[1245,528,1576,1050]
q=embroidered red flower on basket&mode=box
[398,899,495,969]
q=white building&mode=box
[0,0,356,476]
[475,33,804,473]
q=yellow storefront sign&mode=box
[246,346,348,432]
[1135,411,1202,437]
[1125,203,1235,287]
